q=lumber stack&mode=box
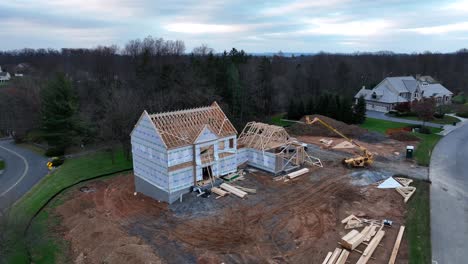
[341,226,372,250]
[211,187,228,197]
[287,168,309,179]
[220,183,247,198]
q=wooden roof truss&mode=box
[149,102,237,149]
[238,122,293,151]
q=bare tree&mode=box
[192,44,214,56]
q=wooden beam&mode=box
[356,230,385,264]
[327,248,342,264]
[335,250,350,264]
[388,226,405,264]
[321,252,333,264]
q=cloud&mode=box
[302,18,393,36]
[444,0,468,12]
[262,0,349,16]
[403,21,468,34]
[164,23,250,34]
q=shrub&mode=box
[456,112,468,118]
[419,126,431,134]
[45,147,65,157]
[433,112,445,119]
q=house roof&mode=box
[354,87,372,98]
[149,102,237,149]
[369,85,408,103]
[421,83,453,97]
[386,76,417,93]
[238,121,293,151]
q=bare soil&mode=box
[54,167,408,264]
[287,115,367,138]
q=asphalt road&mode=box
[430,123,468,264]
[0,139,48,213]
[366,110,443,128]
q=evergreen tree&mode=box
[353,95,367,124]
[41,73,80,150]
[340,97,354,123]
[227,63,243,121]
[306,97,315,114]
[296,100,305,119]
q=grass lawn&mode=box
[361,117,442,166]
[386,114,460,125]
[406,180,431,263]
[270,113,296,127]
[1,149,132,264]
[0,159,4,170]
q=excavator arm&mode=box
[304,116,373,167]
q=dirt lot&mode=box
[53,166,409,264]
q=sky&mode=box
[0,0,468,53]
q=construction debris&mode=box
[356,230,385,264]
[341,226,372,250]
[287,168,309,179]
[388,226,405,264]
[320,138,333,147]
[232,185,256,194]
[395,186,416,203]
[342,214,364,229]
[377,177,403,189]
[220,183,247,198]
[332,141,355,149]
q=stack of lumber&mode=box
[287,168,309,179]
[322,248,350,264]
[232,185,256,194]
[211,187,228,197]
[220,183,247,198]
[332,141,355,149]
[341,226,373,250]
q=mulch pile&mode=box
[389,131,421,142]
[287,115,367,138]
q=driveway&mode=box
[430,122,468,264]
[366,110,443,128]
[0,139,49,213]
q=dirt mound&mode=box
[287,115,367,138]
[389,131,421,142]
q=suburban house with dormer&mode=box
[354,75,453,112]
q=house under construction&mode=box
[130,102,321,203]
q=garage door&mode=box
[366,103,388,112]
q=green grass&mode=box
[361,118,442,166]
[406,180,431,264]
[0,159,4,170]
[1,149,132,263]
[386,114,460,125]
[270,113,296,127]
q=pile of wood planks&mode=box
[342,214,364,229]
[220,183,247,198]
[211,187,228,198]
[322,248,350,264]
[322,213,407,264]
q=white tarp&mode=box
[377,177,403,189]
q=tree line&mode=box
[0,36,467,155]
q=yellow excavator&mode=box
[304,116,373,168]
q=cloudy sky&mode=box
[1,0,467,53]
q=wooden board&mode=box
[211,187,228,197]
[394,177,413,187]
[388,226,405,264]
[335,249,350,264]
[356,230,385,264]
[220,183,247,198]
[327,248,342,264]
[321,252,333,264]
[287,168,309,179]
[342,226,371,250]
[365,225,378,242]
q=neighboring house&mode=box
[0,72,11,82]
[130,102,238,203]
[355,76,453,112]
